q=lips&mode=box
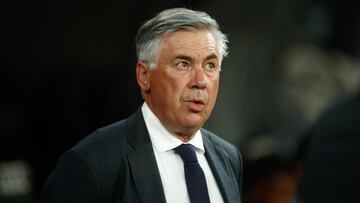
[182,90,208,112]
[185,99,206,112]
[188,98,204,104]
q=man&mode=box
[41,8,242,203]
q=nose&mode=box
[189,66,207,89]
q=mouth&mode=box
[190,99,205,105]
[185,99,206,112]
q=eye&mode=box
[205,62,218,72]
[176,61,189,70]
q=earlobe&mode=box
[136,61,151,92]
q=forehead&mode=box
[158,30,218,57]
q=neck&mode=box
[175,133,195,143]
[172,128,199,143]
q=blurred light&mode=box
[0,160,32,197]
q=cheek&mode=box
[161,80,187,107]
[171,80,189,96]
[209,80,219,98]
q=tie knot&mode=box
[174,144,198,163]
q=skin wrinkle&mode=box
[138,26,227,68]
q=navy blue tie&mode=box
[174,144,211,203]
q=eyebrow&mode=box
[205,53,218,61]
[174,53,219,61]
[174,55,193,61]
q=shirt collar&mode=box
[141,102,205,153]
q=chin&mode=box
[181,116,206,129]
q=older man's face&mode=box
[138,30,220,138]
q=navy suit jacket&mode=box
[41,108,243,203]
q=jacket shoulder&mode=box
[73,108,145,157]
[201,128,239,154]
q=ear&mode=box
[136,61,151,93]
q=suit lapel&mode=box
[202,131,240,203]
[126,109,166,203]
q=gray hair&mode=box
[135,8,229,69]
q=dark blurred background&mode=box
[1,0,359,202]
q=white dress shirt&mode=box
[141,103,224,203]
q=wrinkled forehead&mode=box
[160,26,216,41]
[159,29,218,51]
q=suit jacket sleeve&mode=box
[40,149,104,203]
[236,149,243,199]
[224,143,243,202]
